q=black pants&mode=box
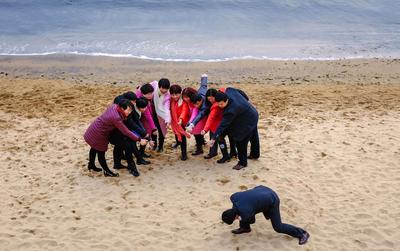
[228,134,237,156]
[109,130,140,166]
[209,132,229,157]
[194,134,205,151]
[88,148,112,172]
[240,197,305,239]
[236,127,260,166]
[152,114,165,150]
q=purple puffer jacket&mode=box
[84,104,140,152]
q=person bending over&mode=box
[222,185,310,245]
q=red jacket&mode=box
[170,99,191,141]
[203,103,223,133]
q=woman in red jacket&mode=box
[170,84,191,160]
[201,89,231,163]
[84,99,147,177]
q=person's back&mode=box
[231,186,278,220]
[222,185,310,245]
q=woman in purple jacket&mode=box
[84,99,146,177]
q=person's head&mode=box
[222,209,238,225]
[169,84,182,101]
[136,97,148,113]
[140,83,154,100]
[158,78,170,94]
[118,99,133,116]
[215,91,228,109]
[190,93,203,108]
[122,91,137,104]
[206,88,218,104]
[182,87,197,103]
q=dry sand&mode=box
[0,56,399,250]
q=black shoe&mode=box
[113,164,127,170]
[181,155,188,161]
[128,166,140,177]
[204,153,217,159]
[137,159,151,165]
[88,164,102,172]
[248,155,259,160]
[232,163,246,170]
[141,152,151,158]
[191,149,204,156]
[299,231,310,245]
[231,228,251,234]
[217,156,231,164]
[103,169,119,177]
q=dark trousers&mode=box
[177,125,187,157]
[109,130,140,167]
[194,134,205,148]
[152,114,165,150]
[88,148,112,172]
[236,127,260,166]
[240,198,305,239]
[228,134,237,156]
[209,132,229,158]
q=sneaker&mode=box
[231,228,251,234]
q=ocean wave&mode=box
[0,51,397,62]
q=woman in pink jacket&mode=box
[136,79,171,152]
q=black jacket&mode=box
[213,88,258,142]
[231,185,279,225]
[113,95,147,138]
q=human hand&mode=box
[149,140,155,147]
[152,130,158,136]
[140,139,148,146]
[201,130,206,135]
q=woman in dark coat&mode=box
[84,99,146,177]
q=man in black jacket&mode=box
[210,88,260,170]
[110,93,150,174]
[222,185,310,245]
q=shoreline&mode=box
[2,52,400,62]
[0,54,399,86]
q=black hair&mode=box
[169,84,182,95]
[140,83,154,95]
[215,91,228,102]
[118,99,133,110]
[222,209,236,225]
[206,88,218,98]
[122,91,137,101]
[136,97,148,109]
[158,78,170,89]
[182,87,197,99]
[190,93,203,104]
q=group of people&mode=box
[83,75,309,245]
[84,74,260,177]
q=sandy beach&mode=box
[0,55,399,251]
